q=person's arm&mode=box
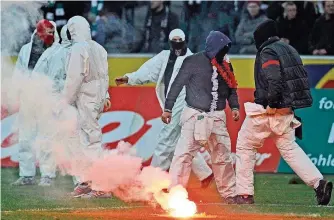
[235,19,252,45]
[164,57,192,112]
[124,51,165,85]
[62,45,89,104]
[260,48,283,108]
[14,46,26,74]
[308,19,320,53]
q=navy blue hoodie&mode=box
[165,31,239,112]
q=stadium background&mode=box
[1,55,333,174]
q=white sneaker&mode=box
[39,176,54,186]
[11,177,36,186]
[80,190,112,199]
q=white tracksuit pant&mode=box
[151,98,212,181]
[18,94,56,178]
[169,106,236,198]
[236,107,323,195]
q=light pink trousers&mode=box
[236,112,323,195]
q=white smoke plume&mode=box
[1,1,196,217]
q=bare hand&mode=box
[266,106,276,115]
[281,38,290,44]
[319,49,327,55]
[232,109,240,121]
[104,99,111,111]
[312,49,320,55]
[161,111,172,124]
[115,76,128,86]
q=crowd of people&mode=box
[8,0,333,204]
[37,0,334,55]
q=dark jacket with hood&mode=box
[254,35,313,109]
[165,31,239,112]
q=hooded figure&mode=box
[115,29,213,188]
[235,20,332,205]
[162,31,240,204]
[62,16,110,198]
[15,19,56,74]
[12,20,60,187]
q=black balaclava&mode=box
[254,19,279,50]
[169,40,187,57]
[215,43,231,64]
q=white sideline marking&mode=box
[200,203,334,208]
[3,203,333,213]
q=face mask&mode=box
[215,44,230,63]
[170,40,186,56]
[36,19,55,46]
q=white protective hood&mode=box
[50,21,60,44]
[67,16,91,42]
[60,25,71,48]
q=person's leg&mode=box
[150,119,181,171]
[236,116,270,197]
[274,117,332,205]
[275,128,323,188]
[169,116,199,189]
[208,113,236,200]
[191,151,213,181]
[13,106,37,185]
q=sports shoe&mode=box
[236,195,255,204]
[70,182,92,198]
[315,179,333,205]
[222,196,237,204]
[11,177,36,186]
[38,176,54,186]
[80,190,112,199]
[201,173,214,188]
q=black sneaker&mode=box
[201,173,214,189]
[315,179,333,205]
[236,195,255,204]
[223,196,237,204]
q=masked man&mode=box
[235,20,332,205]
[162,31,240,204]
[115,29,214,188]
[63,16,111,198]
[12,19,60,186]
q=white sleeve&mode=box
[125,51,165,85]
[14,46,26,74]
[62,46,89,104]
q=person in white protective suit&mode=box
[115,29,214,188]
[162,31,240,204]
[62,16,111,198]
[235,20,332,205]
[12,19,60,186]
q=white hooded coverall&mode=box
[124,49,212,182]
[63,16,109,184]
[16,21,60,178]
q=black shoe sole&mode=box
[319,181,333,205]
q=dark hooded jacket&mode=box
[165,31,239,112]
[254,33,313,109]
